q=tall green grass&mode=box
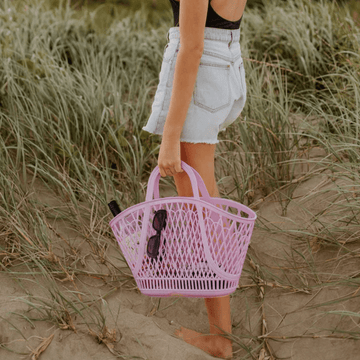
[0,0,359,357]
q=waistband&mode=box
[167,26,240,47]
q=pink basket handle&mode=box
[146,160,211,202]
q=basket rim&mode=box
[109,196,257,228]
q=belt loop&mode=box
[228,32,233,48]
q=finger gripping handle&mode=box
[145,161,211,202]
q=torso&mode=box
[174,0,247,23]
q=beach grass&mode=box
[0,0,359,358]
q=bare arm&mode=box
[162,48,203,141]
[162,0,208,142]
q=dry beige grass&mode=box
[0,0,359,359]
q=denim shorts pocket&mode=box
[194,62,231,113]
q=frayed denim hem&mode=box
[179,138,220,145]
[142,127,220,145]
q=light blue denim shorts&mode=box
[142,26,247,144]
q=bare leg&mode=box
[174,181,233,359]
[175,295,232,359]
[173,142,232,358]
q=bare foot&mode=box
[174,326,232,359]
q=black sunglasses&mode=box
[147,209,167,259]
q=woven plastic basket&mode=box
[109,161,257,297]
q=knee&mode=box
[174,168,217,198]
[173,171,194,197]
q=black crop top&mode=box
[169,0,243,30]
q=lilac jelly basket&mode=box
[109,161,257,298]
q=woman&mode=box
[142,0,248,358]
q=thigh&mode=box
[173,142,217,198]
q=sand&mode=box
[0,146,359,359]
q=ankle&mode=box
[209,326,231,336]
[212,335,233,359]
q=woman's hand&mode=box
[158,137,184,177]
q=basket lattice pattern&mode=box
[112,196,254,297]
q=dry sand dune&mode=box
[0,144,359,359]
